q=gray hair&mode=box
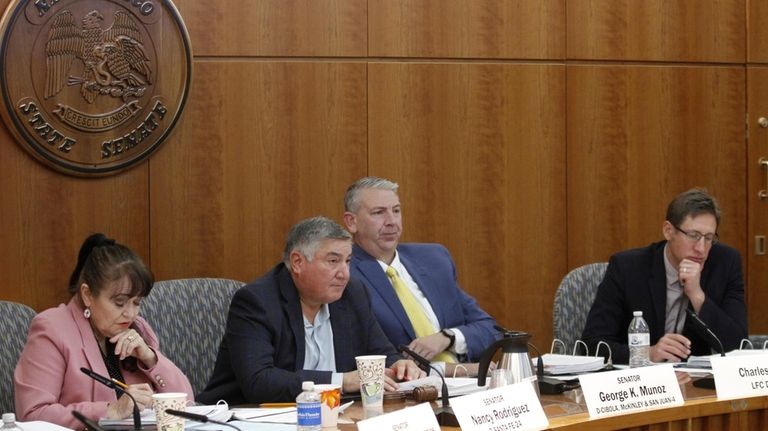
[666,188,722,228]
[283,216,352,265]
[344,176,399,212]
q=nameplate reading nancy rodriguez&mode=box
[711,352,768,400]
[579,364,683,419]
[0,0,191,176]
[450,381,548,431]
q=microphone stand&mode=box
[165,409,243,431]
[80,367,142,430]
[685,309,725,390]
[398,345,459,427]
[72,411,108,431]
[527,343,565,395]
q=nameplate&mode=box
[579,364,683,418]
[356,402,440,431]
[450,381,548,431]
[710,353,768,399]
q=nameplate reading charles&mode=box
[579,364,683,418]
[711,353,768,400]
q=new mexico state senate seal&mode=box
[0,0,191,176]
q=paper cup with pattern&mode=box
[315,384,342,429]
[152,392,187,431]
[355,355,386,408]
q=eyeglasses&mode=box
[673,225,719,245]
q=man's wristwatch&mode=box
[441,329,456,349]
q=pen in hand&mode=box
[111,378,129,390]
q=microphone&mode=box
[685,309,725,356]
[165,409,242,431]
[72,411,108,431]
[80,368,142,429]
[398,344,432,372]
[685,309,724,390]
[398,345,459,427]
[526,342,565,395]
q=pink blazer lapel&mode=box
[66,300,117,400]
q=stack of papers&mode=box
[231,407,297,424]
[18,421,74,431]
[686,349,767,369]
[397,376,489,397]
[232,402,353,425]
[98,403,232,428]
[534,354,606,375]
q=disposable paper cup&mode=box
[152,392,187,431]
[315,384,342,429]
[355,355,386,408]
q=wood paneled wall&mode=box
[567,0,745,62]
[1,0,766,350]
[368,63,566,331]
[567,65,746,266]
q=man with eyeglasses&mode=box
[581,188,747,364]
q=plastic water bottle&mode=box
[1,413,22,430]
[628,310,650,367]
[296,381,321,431]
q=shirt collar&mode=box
[662,243,680,287]
[304,303,331,328]
[377,249,404,273]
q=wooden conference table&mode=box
[337,379,768,430]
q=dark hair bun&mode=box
[68,233,115,294]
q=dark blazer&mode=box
[581,241,748,364]
[197,263,400,404]
[350,243,499,362]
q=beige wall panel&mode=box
[747,67,768,333]
[368,63,566,345]
[149,61,367,282]
[748,1,768,63]
[369,0,564,59]
[0,126,149,311]
[567,0,745,62]
[175,0,367,57]
[567,66,746,270]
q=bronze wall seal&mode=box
[0,0,191,176]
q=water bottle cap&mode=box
[2,413,15,423]
[301,381,314,391]
[633,311,643,317]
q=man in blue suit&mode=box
[198,216,423,404]
[581,189,747,364]
[342,177,498,374]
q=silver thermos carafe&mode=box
[476,329,537,393]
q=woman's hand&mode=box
[106,383,153,419]
[110,329,157,367]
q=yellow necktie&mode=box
[385,266,455,363]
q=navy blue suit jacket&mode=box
[198,263,400,404]
[350,243,498,361]
[581,241,748,364]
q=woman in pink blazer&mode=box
[14,233,193,429]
